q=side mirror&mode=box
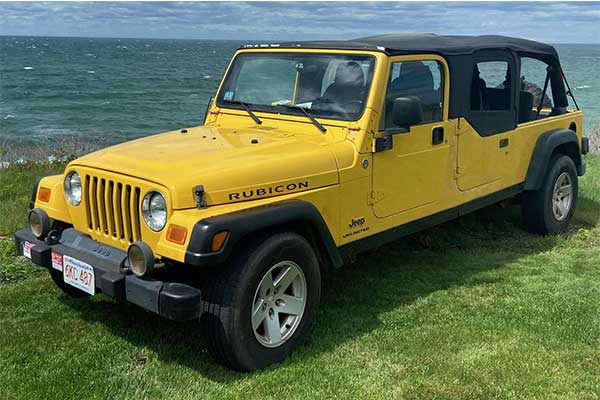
[389,97,424,132]
[375,97,424,152]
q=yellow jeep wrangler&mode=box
[16,34,588,371]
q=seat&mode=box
[471,65,487,110]
[322,61,365,104]
[385,61,440,125]
[519,91,534,123]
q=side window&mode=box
[519,57,554,123]
[471,61,511,111]
[380,60,443,130]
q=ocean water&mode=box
[1,36,599,150]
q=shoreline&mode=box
[1,123,599,168]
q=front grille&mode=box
[84,175,142,244]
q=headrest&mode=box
[396,61,434,91]
[335,61,365,86]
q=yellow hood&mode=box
[70,126,340,209]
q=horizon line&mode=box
[1,33,599,46]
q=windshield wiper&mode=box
[279,104,326,134]
[222,100,262,125]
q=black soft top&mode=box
[246,33,558,61]
[239,33,571,136]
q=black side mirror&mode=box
[389,97,424,133]
[376,97,424,152]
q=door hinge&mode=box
[454,166,464,178]
[455,118,464,136]
[369,190,385,205]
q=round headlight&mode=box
[128,241,155,277]
[29,208,51,239]
[64,171,82,206]
[142,191,167,231]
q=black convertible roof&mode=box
[250,33,558,59]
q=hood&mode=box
[70,126,340,209]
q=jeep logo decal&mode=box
[93,244,111,257]
[228,181,309,201]
[349,217,365,229]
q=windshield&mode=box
[217,52,376,121]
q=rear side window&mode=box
[380,60,443,130]
[471,61,511,111]
[519,57,554,109]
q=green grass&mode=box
[0,162,64,237]
[2,158,600,399]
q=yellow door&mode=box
[371,56,452,218]
[456,56,517,191]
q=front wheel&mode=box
[201,232,321,371]
[522,154,578,235]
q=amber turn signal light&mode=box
[38,187,51,202]
[211,231,229,252]
[166,224,188,245]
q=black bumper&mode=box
[14,228,202,321]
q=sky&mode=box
[0,2,599,43]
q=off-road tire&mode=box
[522,154,578,235]
[200,232,321,371]
[48,268,89,297]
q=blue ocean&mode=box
[1,36,599,153]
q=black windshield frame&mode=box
[216,52,376,122]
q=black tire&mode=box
[522,154,578,235]
[48,268,89,297]
[201,232,321,371]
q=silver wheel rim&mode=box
[552,172,573,222]
[251,261,307,348]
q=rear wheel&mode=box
[522,154,578,235]
[201,232,321,371]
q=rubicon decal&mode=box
[228,181,309,201]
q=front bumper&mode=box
[14,228,202,321]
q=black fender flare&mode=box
[184,200,343,268]
[29,177,42,210]
[524,128,583,191]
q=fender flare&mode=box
[524,128,583,191]
[29,177,42,210]
[184,200,343,268]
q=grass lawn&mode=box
[1,158,600,399]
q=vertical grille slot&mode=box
[97,178,107,234]
[85,175,92,229]
[84,174,142,244]
[112,183,123,240]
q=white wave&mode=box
[575,85,590,89]
[23,66,34,70]
[88,70,95,74]
[3,114,15,120]
[203,75,212,79]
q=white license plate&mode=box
[63,255,95,295]
[22,241,33,259]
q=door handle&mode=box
[432,127,444,145]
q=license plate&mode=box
[22,241,33,259]
[63,255,95,295]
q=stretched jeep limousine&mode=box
[16,34,587,371]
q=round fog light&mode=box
[128,241,155,277]
[29,208,51,239]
